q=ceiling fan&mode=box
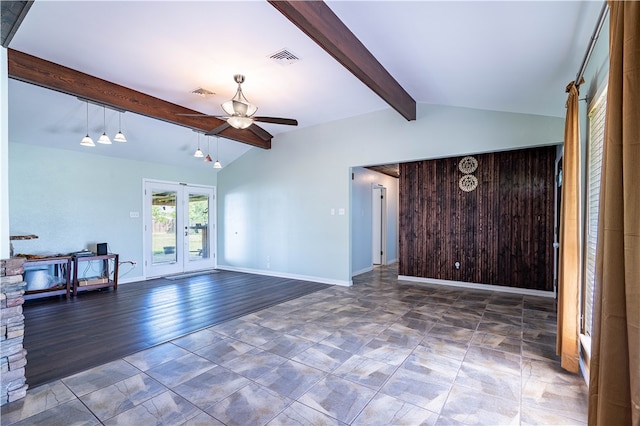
[179,74,298,141]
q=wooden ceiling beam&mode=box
[7,49,271,149]
[269,0,416,121]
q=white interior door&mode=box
[372,185,387,265]
[144,181,215,278]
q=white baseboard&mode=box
[217,265,352,287]
[352,266,374,276]
[397,275,555,298]
[117,276,144,285]
[579,333,591,387]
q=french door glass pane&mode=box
[188,193,209,261]
[152,191,177,265]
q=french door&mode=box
[144,180,216,277]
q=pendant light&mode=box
[193,132,204,157]
[204,136,212,162]
[80,101,95,147]
[213,137,222,169]
[97,106,111,144]
[113,112,127,142]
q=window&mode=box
[583,86,607,339]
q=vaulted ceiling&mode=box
[3,1,604,170]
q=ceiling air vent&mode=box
[269,48,301,66]
[191,87,215,97]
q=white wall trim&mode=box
[218,265,352,287]
[118,277,145,285]
[398,275,555,298]
[579,333,591,386]
[352,266,374,277]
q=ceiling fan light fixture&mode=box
[227,116,253,129]
[221,75,257,129]
[221,99,236,116]
[222,99,257,118]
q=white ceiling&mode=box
[7,1,604,170]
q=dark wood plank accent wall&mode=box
[399,146,556,291]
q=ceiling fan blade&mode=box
[176,113,225,118]
[205,122,231,136]
[248,124,273,141]
[253,117,298,126]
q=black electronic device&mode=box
[97,243,108,256]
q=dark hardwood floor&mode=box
[22,270,330,387]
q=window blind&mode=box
[583,87,607,337]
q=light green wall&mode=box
[8,103,565,286]
[218,103,565,285]
[9,143,216,282]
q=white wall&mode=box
[9,143,216,282]
[1,48,9,259]
[217,103,564,285]
[351,167,398,276]
[580,17,610,179]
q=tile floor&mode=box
[1,265,588,425]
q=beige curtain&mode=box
[557,79,582,374]
[588,1,640,425]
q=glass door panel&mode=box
[183,187,215,272]
[152,191,178,265]
[187,193,209,261]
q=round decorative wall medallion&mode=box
[459,174,478,192]
[458,156,478,174]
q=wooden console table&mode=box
[23,256,72,300]
[72,253,119,296]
